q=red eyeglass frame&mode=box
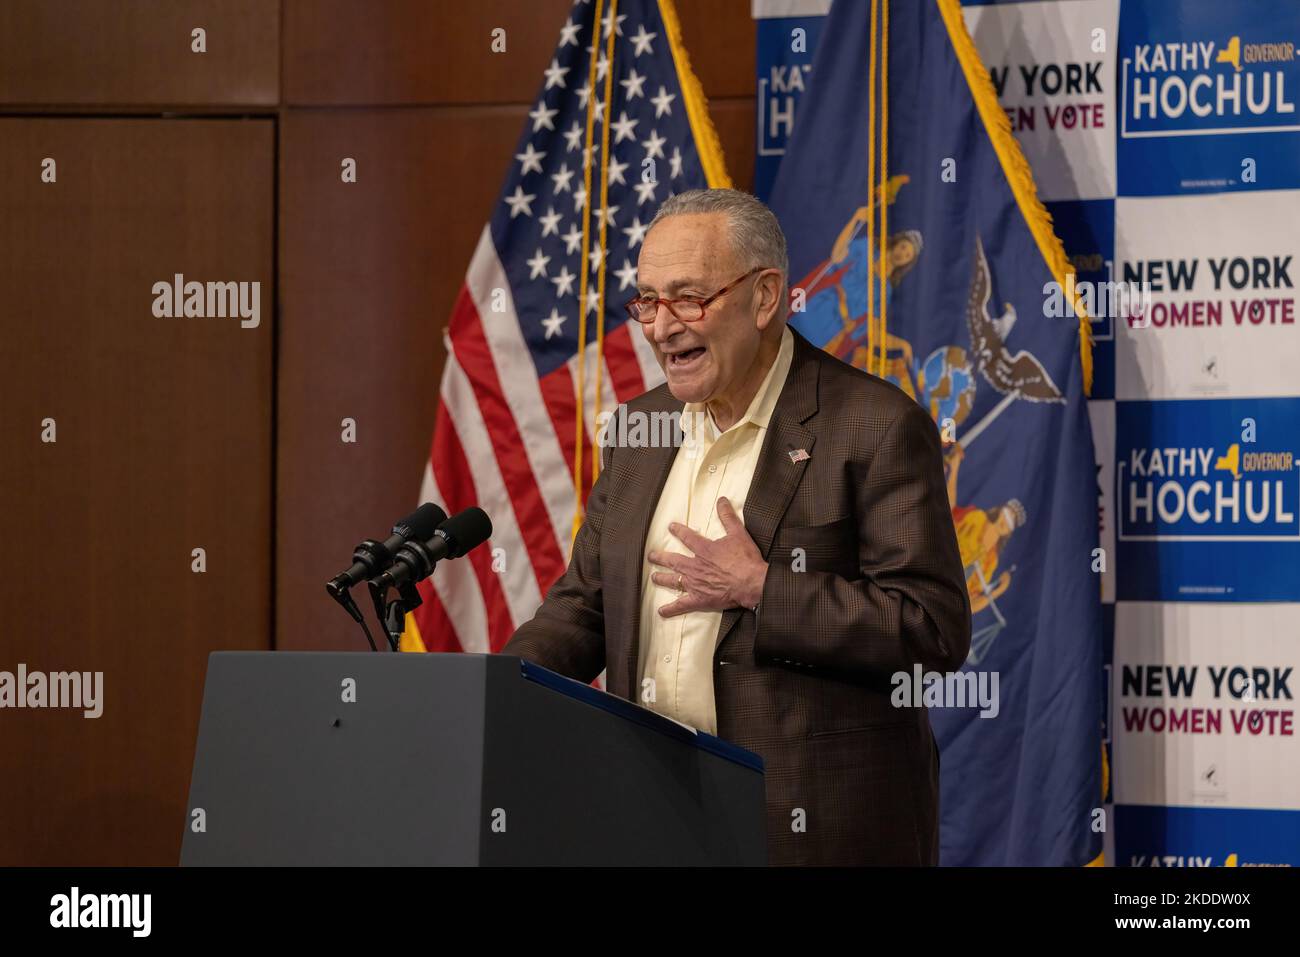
[624,266,771,323]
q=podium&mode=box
[180,652,767,865]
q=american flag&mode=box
[402,0,731,654]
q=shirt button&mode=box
[663,654,672,663]
[708,464,717,473]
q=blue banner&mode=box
[1115,397,1300,601]
[1117,0,1300,196]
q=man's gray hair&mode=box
[647,188,789,284]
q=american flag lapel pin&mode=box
[788,448,811,464]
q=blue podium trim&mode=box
[518,659,764,774]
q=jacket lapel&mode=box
[717,332,821,650]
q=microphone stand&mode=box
[369,577,427,652]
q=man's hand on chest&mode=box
[648,497,768,616]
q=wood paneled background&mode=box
[0,1,756,864]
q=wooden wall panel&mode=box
[276,108,523,652]
[712,99,757,192]
[281,0,755,107]
[0,118,275,865]
[0,0,279,107]
[283,0,570,105]
[674,0,758,100]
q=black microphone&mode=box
[370,507,493,591]
[325,502,447,600]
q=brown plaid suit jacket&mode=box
[504,329,971,865]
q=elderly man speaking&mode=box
[504,188,971,866]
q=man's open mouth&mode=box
[667,346,706,369]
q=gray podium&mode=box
[180,652,767,866]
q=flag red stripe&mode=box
[412,580,459,652]
[537,362,596,508]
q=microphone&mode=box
[369,507,493,591]
[325,502,446,600]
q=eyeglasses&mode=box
[624,266,770,324]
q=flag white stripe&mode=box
[629,321,667,392]
[568,346,624,446]
[417,459,439,513]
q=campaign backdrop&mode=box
[755,0,1300,866]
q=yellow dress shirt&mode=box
[637,327,794,733]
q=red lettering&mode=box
[1044,102,1105,129]
[1229,709,1289,734]
[1122,707,1224,734]
[1006,106,1035,132]
[1123,707,1148,731]
[1231,299,1292,324]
